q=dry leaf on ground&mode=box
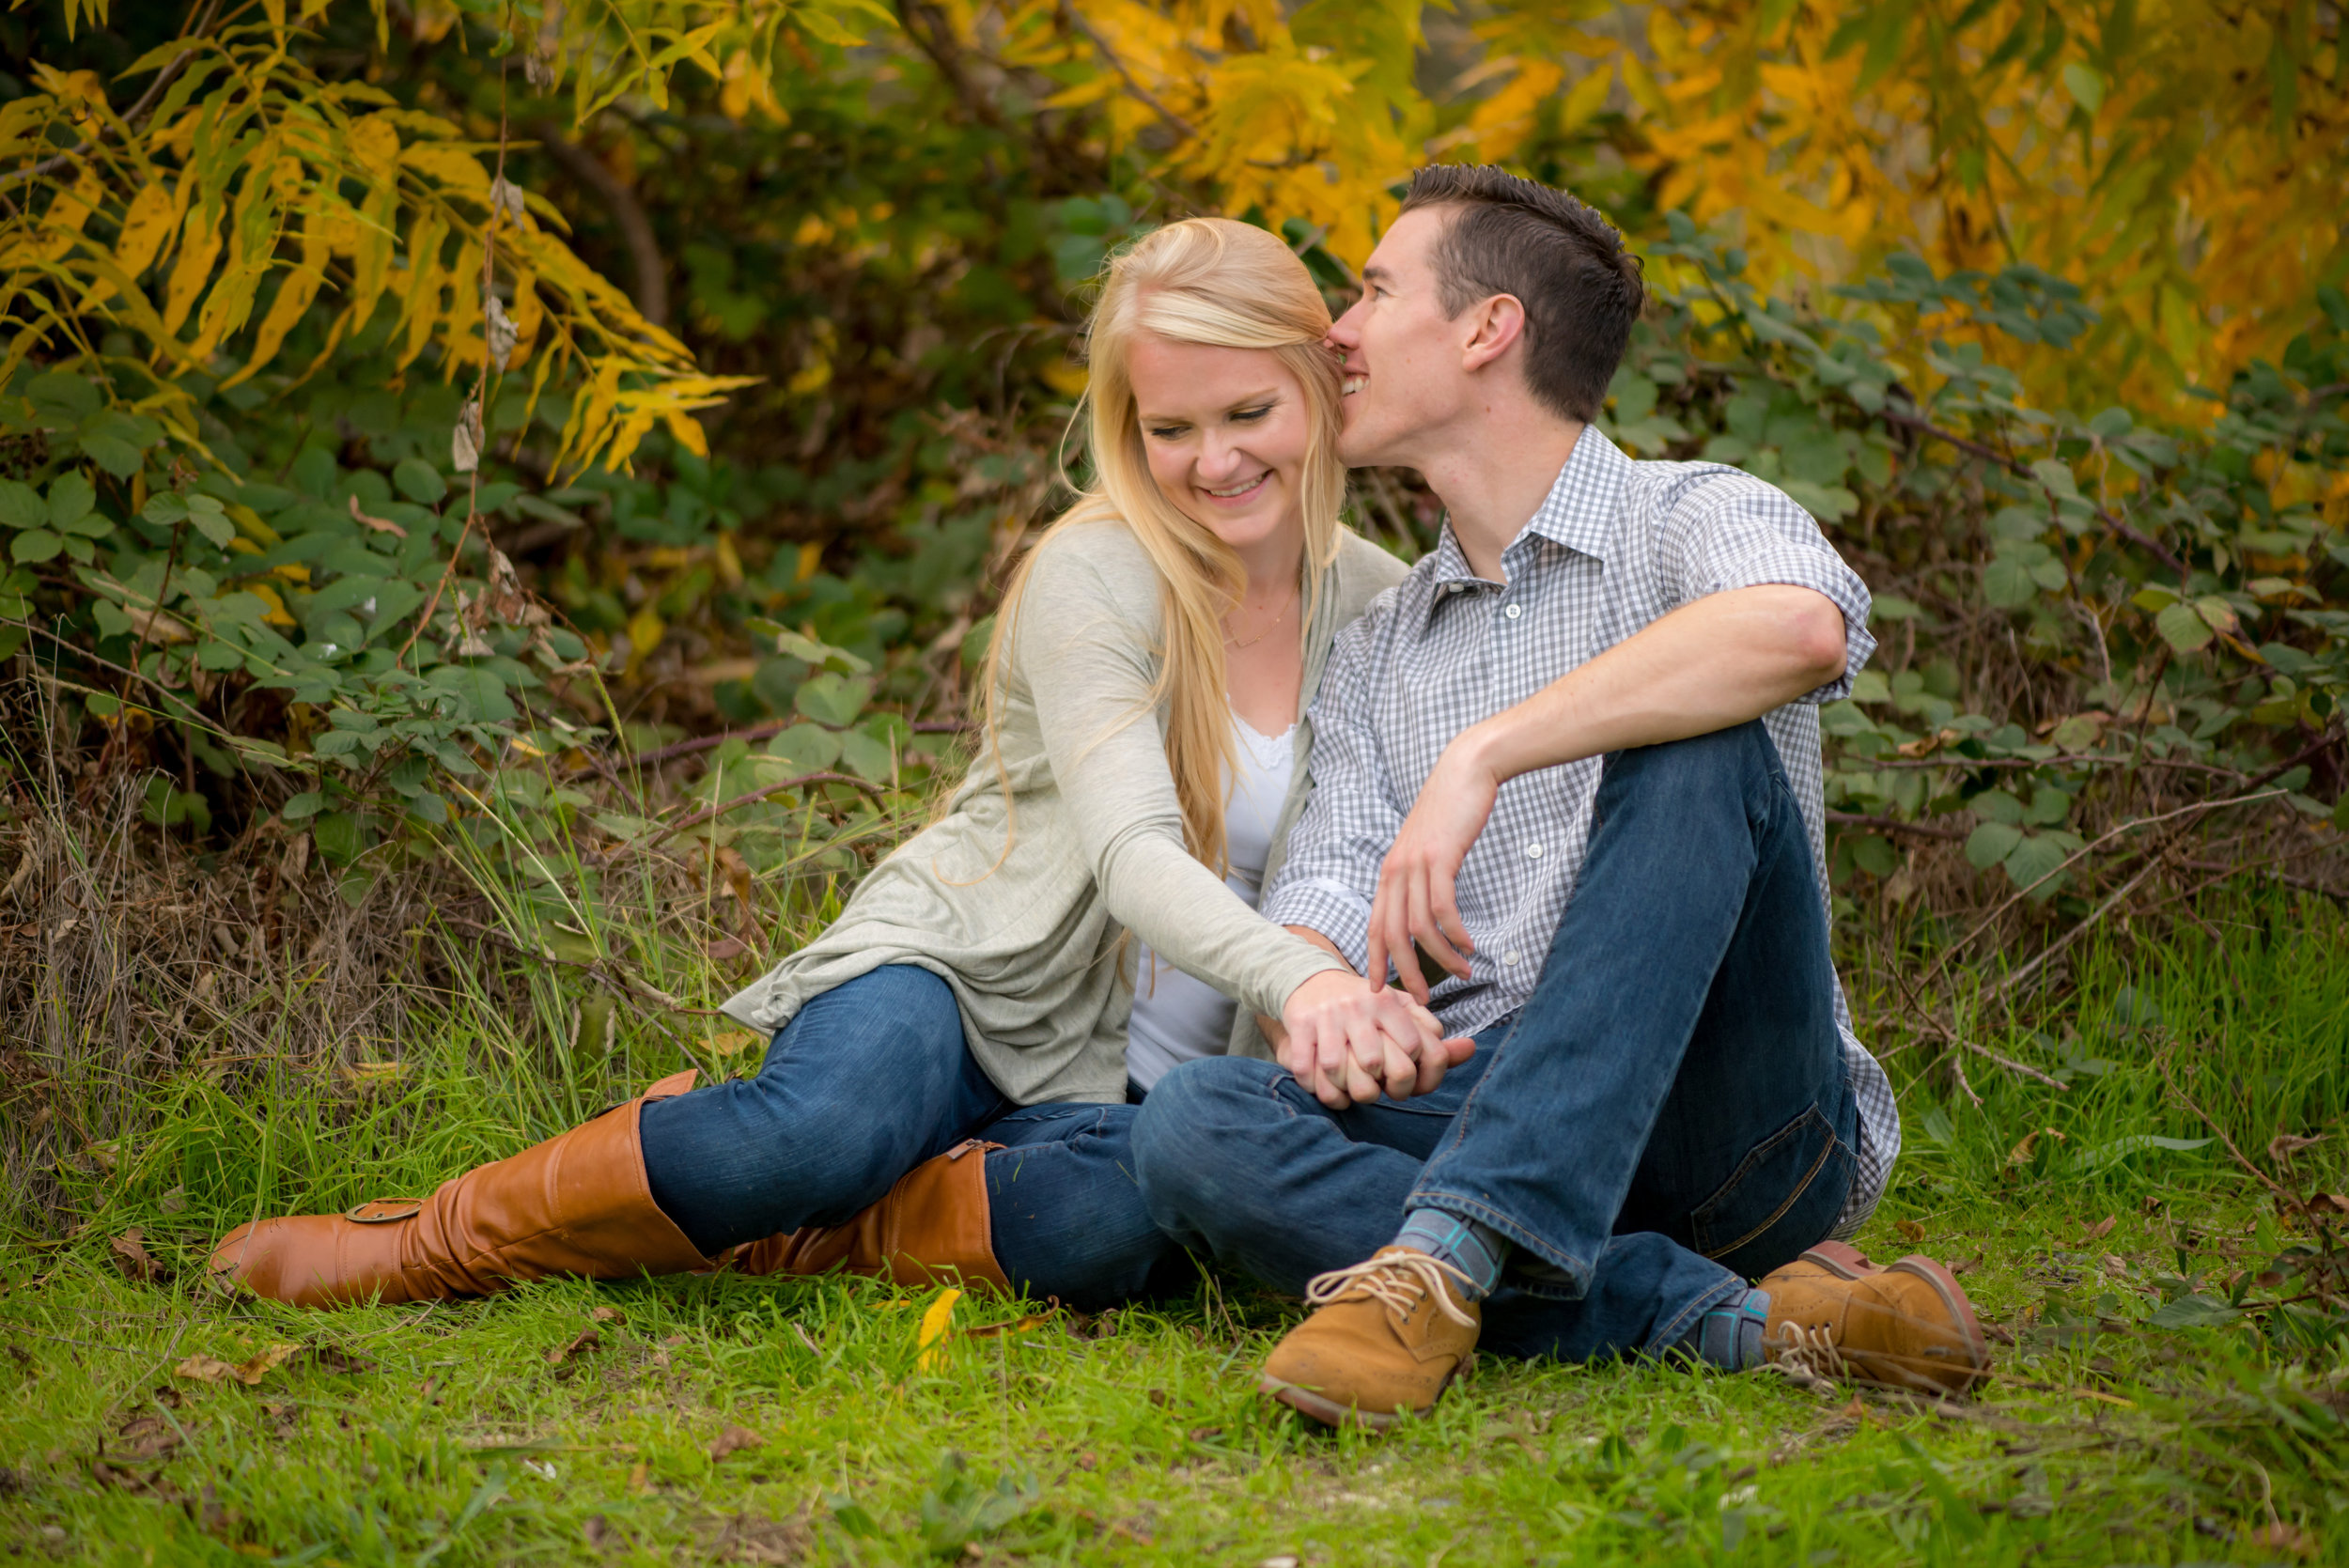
[2251,1522,2318,1559]
[709,1425,763,1462]
[546,1327,600,1366]
[175,1343,298,1387]
[2082,1215,2118,1240]
[110,1231,169,1284]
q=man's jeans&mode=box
[1132,722,1859,1360]
[638,964,1174,1311]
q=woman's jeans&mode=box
[1132,722,1861,1362]
[637,965,1174,1312]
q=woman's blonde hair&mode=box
[978,217,1347,873]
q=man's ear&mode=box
[1458,293,1529,374]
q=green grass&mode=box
[5,893,2346,1565]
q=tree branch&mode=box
[1055,0,1196,139]
[644,771,893,846]
[1875,404,2187,575]
[533,125,668,327]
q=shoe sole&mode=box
[1797,1240,1880,1279]
[1884,1252,1992,1394]
[1258,1372,1434,1433]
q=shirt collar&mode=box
[1420,426,1631,610]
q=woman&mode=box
[209,217,1436,1313]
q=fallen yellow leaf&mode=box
[914,1288,962,1371]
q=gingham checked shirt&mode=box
[1262,428,1898,1237]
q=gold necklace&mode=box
[1223,582,1299,649]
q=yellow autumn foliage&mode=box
[1002,0,2342,414]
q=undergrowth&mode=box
[2,879,2344,1564]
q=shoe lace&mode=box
[1767,1321,1844,1389]
[1303,1250,1477,1328]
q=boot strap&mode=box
[345,1199,425,1224]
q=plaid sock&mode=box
[1392,1207,1509,1300]
[1674,1287,1772,1372]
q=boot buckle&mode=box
[345,1199,425,1223]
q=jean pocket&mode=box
[1688,1103,1849,1277]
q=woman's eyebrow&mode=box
[1136,387,1283,423]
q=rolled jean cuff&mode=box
[1405,1187,1594,1300]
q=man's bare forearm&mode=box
[1455,584,1846,786]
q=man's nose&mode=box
[1326,302,1364,352]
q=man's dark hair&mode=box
[1398,164,1644,425]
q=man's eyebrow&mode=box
[1360,263,1394,285]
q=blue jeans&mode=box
[1133,722,1859,1361]
[638,965,1175,1311]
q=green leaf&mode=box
[2148,1293,2239,1330]
[2029,457,2079,498]
[2061,61,2106,111]
[1965,820,2023,868]
[766,722,842,771]
[838,726,895,783]
[0,480,44,530]
[2001,831,2070,898]
[283,790,325,820]
[795,672,873,727]
[2193,596,2240,639]
[1969,788,2025,825]
[10,529,63,564]
[2155,599,2215,653]
[429,663,518,723]
[2070,1134,2211,1174]
[393,457,449,505]
[47,472,95,530]
[1982,551,2041,608]
[25,370,99,425]
[2130,585,2179,613]
[77,410,162,478]
[312,811,367,866]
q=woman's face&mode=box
[1127,334,1313,558]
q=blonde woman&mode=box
[210,218,1462,1312]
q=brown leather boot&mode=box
[1258,1247,1481,1430]
[1758,1249,1990,1396]
[208,1070,713,1309]
[728,1140,1011,1294]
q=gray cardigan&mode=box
[720,520,1408,1105]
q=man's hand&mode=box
[1276,968,1473,1110]
[1362,585,1848,1005]
[1364,727,1502,1005]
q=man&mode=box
[1129,165,1988,1428]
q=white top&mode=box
[1125,715,1297,1093]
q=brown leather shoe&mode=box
[730,1140,1010,1294]
[208,1070,712,1309]
[1759,1249,1990,1396]
[1259,1247,1481,1430]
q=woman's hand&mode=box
[1276,969,1474,1110]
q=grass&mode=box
[4,892,2346,1565]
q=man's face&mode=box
[1327,206,1472,469]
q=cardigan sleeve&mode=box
[1012,531,1347,1020]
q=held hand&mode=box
[1365,730,1503,1005]
[1277,970,1474,1110]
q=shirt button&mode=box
[1502,951,1521,966]
[1505,603,1522,619]
[1526,843,1544,859]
